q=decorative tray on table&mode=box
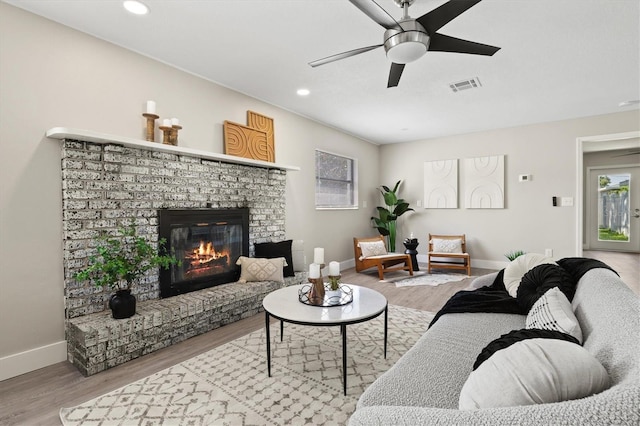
[298,283,353,307]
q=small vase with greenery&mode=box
[74,225,179,319]
[371,180,414,253]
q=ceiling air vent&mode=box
[449,77,482,93]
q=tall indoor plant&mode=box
[371,180,414,253]
[74,225,178,319]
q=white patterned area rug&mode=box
[392,273,473,287]
[60,305,433,426]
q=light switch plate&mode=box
[561,197,574,207]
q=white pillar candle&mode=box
[146,100,156,114]
[309,263,320,279]
[162,119,171,127]
[329,261,340,276]
[313,247,324,264]
[171,117,179,126]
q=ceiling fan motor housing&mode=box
[384,19,430,64]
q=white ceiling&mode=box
[5,0,640,144]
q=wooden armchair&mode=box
[427,234,471,275]
[353,236,413,281]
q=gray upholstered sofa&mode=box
[349,267,640,425]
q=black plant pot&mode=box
[109,289,136,319]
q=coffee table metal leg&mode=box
[280,320,284,342]
[384,306,388,359]
[265,311,271,377]
[341,324,347,395]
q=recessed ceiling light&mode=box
[296,88,310,96]
[618,100,640,107]
[123,1,149,15]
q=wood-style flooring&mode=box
[583,250,639,296]
[2,252,637,426]
[0,264,490,426]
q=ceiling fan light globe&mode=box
[386,41,427,63]
[383,21,429,64]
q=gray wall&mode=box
[379,114,639,266]
[1,2,638,379]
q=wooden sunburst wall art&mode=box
[223,111,275,162]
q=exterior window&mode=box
[315,150,358,209]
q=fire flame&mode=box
[187,241,228,266]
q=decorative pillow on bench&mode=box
[255,240,295,277]
[236,256,288,283]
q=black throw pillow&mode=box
[254,240,294,277]
[516,263,576,312]
[473,328,579,370]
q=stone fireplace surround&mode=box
[54,130,304,375]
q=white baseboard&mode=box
[344,256,505,274]
[415,254,507,271]
[0,340,67,381]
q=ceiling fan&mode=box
[309,0,501,88]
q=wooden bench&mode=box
[427,234,471,275]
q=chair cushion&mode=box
[430,238,463,253]
[359,240,387,258]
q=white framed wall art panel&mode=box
[464,155,505,209]
[424,159,458,208]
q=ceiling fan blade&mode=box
[429,33,500,56]
[387,63,405,88]
[309,44,383,67]
[417,0,482,34]
[349,0,402,30]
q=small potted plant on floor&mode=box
[74,225,179,319]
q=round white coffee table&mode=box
[262,284,388,395]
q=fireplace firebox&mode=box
[158,208,249,298]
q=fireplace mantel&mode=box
[46,127,300,171]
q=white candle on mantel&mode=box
[329,261,340,276]
[313,247,324,264]
[146,100,156,114]
[171,117,179,126]
[162,119,171,127]
[309,263,320,279]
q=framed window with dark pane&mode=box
[315,149,358,209]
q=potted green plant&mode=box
[74,225,179,319]
[505,250,526,261]
[371,180,414,253]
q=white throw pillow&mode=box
[526,287,583,343]
[459,338,609,410]
[236,256,287,283]
[430,238,463,253]
[359,240,387,258]
[503,253,556,298]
